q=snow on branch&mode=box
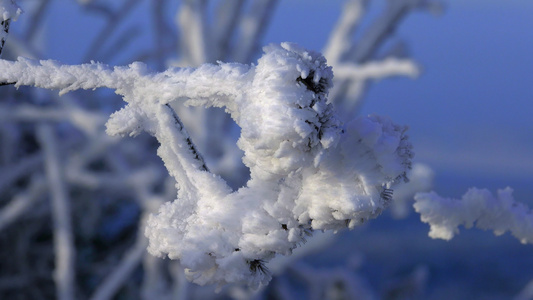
[414,188,533,244]
[0,42,413,288]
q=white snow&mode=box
[414,187,533,244]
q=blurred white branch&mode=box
[232,0,278,63]
[323,0,368,65]
[333,58,419,81]
[177,0,211,66]
[90,229,148,300]
[390,163,434,218]
[414,187,533,244]
[37,124,76,300]
[0,176,46,231]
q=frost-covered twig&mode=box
[37,124,76,300]
[414,188,533,244]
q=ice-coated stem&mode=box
[0,58,250,103]
[414,188,533,244]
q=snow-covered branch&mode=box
[0,42,412,288]
[414,188,533,244]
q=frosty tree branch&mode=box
[0,43,412,288]
[414,188,533,244]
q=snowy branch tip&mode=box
[414,188,533,244]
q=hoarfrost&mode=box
[414,188,533,244]
[0,42,413,288]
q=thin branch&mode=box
[151,0,175,70]
[89,231,148,300]
[0,176,46,232]
[97,26,141,63]
[212,0,245,61]
[332,58,419,81]
[232,0,278,63]
[415,187,533,244]
[37,124,76,300]
[176,0,211,65]
[83,0,142,61]
[348,0,426,63]
[0,152,43,195]
[0,57,249,102]
[323,0,369,65]
[24,0,52,41]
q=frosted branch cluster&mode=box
[414,188,533,244]
[0,42,412,288]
